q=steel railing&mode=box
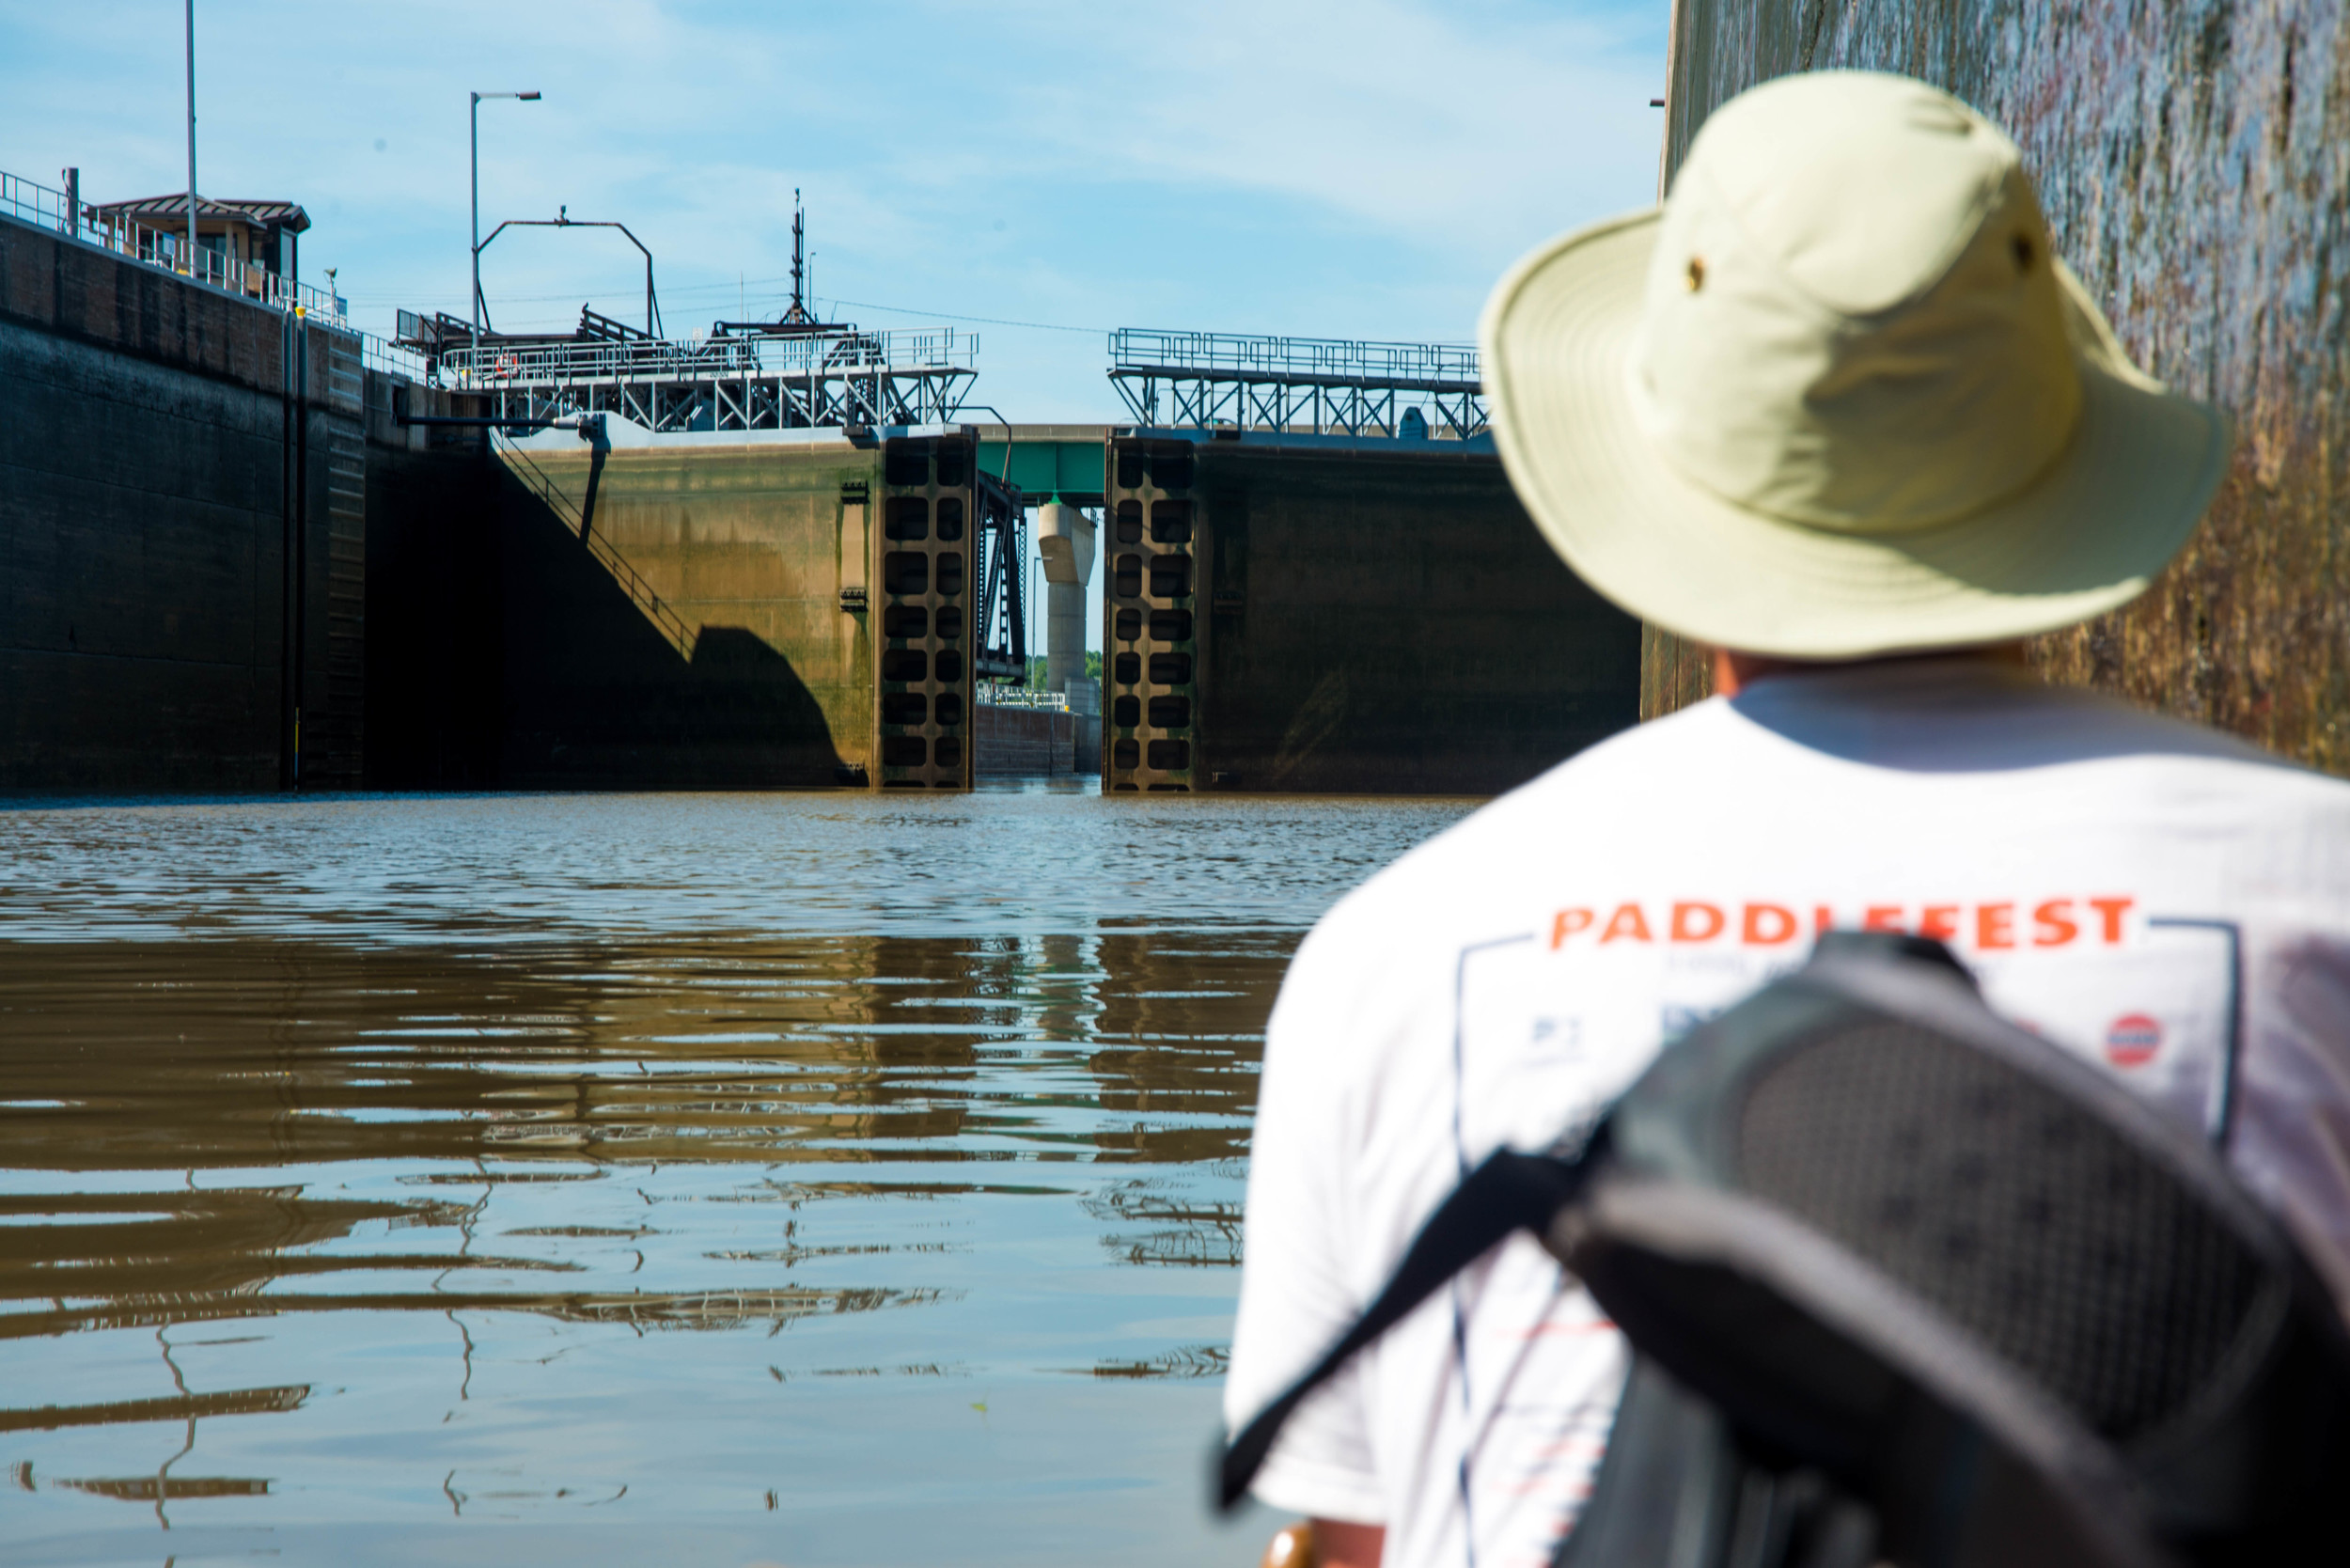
[0,169,73,230]
[1,166,347,322]
[978,683,1070,710]
[435,325,974,387]
[360,334,430,382]
[1108,328,1479,387]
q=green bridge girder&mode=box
[975,425,1106,504]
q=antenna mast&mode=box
[784,189,811,324]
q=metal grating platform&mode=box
[1106,329,1485,439]
[431,328,977,434]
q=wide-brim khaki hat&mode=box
[1481,71,2232,659]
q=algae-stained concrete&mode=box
[491,435,874,787]
[1647,0,2350,767]
[1104,434,1640,794]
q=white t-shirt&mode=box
[1224,660,2350,1568]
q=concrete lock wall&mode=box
[360,378,503,790]
[484,431,881,788]
[1647,0,2350,771]
[472,426,982,791]
[0,210,364,792]
[8,199,1646,801]
[0,204,989,797]
[975,704,1077,774]
[1102,433,1643,793]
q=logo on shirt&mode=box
[2105,1012,2163,1068]
[1548,897,2138,951]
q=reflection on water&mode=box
[0,785,1473,1566]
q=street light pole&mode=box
[469,88,541,373]
[183,0,197,270]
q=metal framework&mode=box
[437,327,978,432]
[971,469,1026,682]
[1106,328,1486,438]
[477,211,662,338]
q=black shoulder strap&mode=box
[1218,1146,1588,1509]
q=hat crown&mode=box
[1701,74,2012,315]
[1628,71,2082,535]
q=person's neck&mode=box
[1711,644,2029,698]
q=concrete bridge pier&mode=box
[1037,501,1096,698]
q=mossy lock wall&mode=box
[1646,0,2350,768]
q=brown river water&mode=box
[0,781,1475,1568]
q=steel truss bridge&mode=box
[436,327,977,433]
[969,470,1027,682]
[1105,329,1486,439]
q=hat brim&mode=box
[1480,212,2233,658]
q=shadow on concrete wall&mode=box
[365,442,503,789]
[496,457,846,789]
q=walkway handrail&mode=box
[2,165,436,388]
[2,166,348,322]
[978,683,1070,711]
[437,326,974,387]
[1108,328,1479,386]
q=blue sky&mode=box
[3,1,1669,421]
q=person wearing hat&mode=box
[1223,70,2350,1568]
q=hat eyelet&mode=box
[2012,234,2035,272]
[1684,257,1705,292]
